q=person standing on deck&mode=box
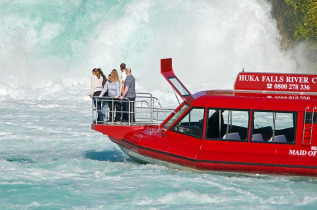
[120,67,136,123]
[90,68,103,98]
[90,68,97,94]
[99,73,121,122]
[120,63,127,95]
[120,63,127,120]
[90,69,104,122]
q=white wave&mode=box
[0,132,13,136]
[26,202,40,208]
[157,190,218,205]
[36,104,61,108]
[0,0,313,97]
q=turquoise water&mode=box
[0,0,316,209]
[1,92,317,209]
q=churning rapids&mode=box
[0,0,316,209]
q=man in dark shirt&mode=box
[120,67,136,123]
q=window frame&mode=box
[162,103,191,130]
[167,77,191,97]
[170,107,206,139]
[250,110,298,145]
[204,108,250,142]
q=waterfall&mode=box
[0,0,299,95]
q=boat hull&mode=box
[118,145,195,170]
[109,136,317,176]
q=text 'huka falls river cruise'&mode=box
[91,58,317,176]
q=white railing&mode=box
[91,93,174,126]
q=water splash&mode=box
[0,0,303,96]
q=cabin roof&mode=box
[191,90,317,111]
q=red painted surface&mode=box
[235,72,317,93]
[92,124,144,142]
[161,58,194,103]
[91,59,317,176]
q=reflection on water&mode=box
[5,157,35,164]
[85,149,131,162]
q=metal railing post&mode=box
[96,97,98,124]
[302,106,309,145]
[111,98,114,123]
[310,107,316,145]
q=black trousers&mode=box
[122,97,135,122]
[108,99,121,121]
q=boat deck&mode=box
[92,121,160,126]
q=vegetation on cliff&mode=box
[269,0,317,50]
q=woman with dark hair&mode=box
[97,68,107,87]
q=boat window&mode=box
[168,77,190,96]
[162,103,190,129]
[171,108,205,138]
[305,112,317,124]
[251,111,297,144]
[206,109,249,141]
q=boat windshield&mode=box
[163,103,190,129]
[168,77,190,96]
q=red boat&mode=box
[91,58,317,176]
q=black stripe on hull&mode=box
[116,139,317,170]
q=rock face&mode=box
[268,0,317,70]
[269,0,317,50]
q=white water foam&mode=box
[0,0,310,98]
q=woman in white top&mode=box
[99,73,121,122]
[90,69,104,122]
[90,69,104,98]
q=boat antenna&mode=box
[172,89,181,105]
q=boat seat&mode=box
[252,133,264,142]
[268,135,287,143]
[223,132,241,140]
[253,126,273,141]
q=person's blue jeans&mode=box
[92,91,103,122]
